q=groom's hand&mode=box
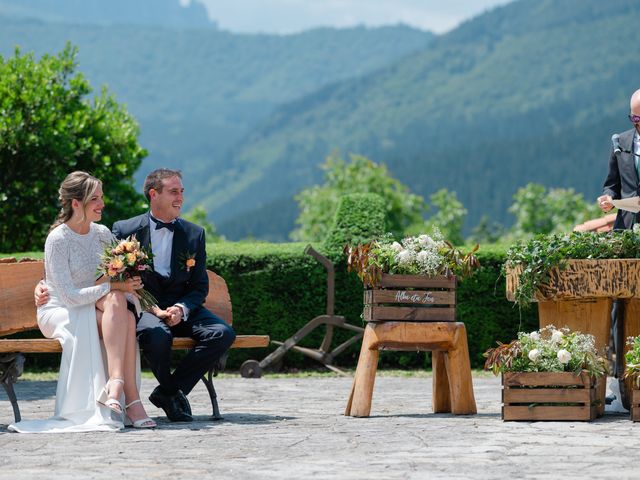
[165,305,184,327]
[34,280,49,307]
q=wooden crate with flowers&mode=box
[344,231,480,417]
[485,325,607,421]
[624,336,640,421]
[504,230,640,409]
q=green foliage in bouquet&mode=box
[505,230,640,306]
[484,325,607,378]
[624,336,640,387]
[345,229,480,286]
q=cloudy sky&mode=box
[191,0,515,35]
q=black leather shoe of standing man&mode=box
[149,386,193,422]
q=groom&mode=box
[112,168,236,421]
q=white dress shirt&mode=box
[149,215,189,320]
[635,131,640,169]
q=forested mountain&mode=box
[209,0,640,240]
[0,0,214,28]
[0,13,433,224]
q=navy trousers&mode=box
[136,307,236,395]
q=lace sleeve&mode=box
[44,231,111,307]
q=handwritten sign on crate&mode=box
[363,274,456,322]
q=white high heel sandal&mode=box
[124,399,157,429]
[97,378,125,417]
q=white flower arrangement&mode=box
[375,229,447,277]
[345,230,480,286]
[484,325,607,378]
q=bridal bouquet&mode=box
[98,235,157,310]
[483,325,607,378]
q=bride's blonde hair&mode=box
[49,171,102,233]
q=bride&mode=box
[9,171,156,432]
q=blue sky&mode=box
[190,0,514,34]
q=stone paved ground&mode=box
[1,374,639,479]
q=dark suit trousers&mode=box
[136,307,236,395]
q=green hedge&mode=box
[209,242,538,370]
[3,243,537,371]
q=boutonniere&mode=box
[180,251,196,272]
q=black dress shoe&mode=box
[149,386,193,422]
[605,393,616,405]
[176,390,192,416]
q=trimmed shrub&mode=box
[323,193,386,252]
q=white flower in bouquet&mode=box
[529,331,540,341]
[391,241,403,252]
[551,330,563,343]
[634,223,640,235]
[557,349,572,364]
[528,349,540,362]
[418,234,435,247]
[396,249,414,265]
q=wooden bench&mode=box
[0,259,269,423]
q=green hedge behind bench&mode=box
[208,242,538,370]
[2,243,537,371]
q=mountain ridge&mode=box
[206,0,640,239]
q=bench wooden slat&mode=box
[0,335,270,353]
[0,262,43,336]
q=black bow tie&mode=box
[151,216,176,232]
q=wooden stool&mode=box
[345,274,476,417]
[345,321,476,417]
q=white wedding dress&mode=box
[9,222,134,433]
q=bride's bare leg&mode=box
[95,291,128,403]
[122,310,153,422]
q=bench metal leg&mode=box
[0,353,25,423]
[200,352,228,421]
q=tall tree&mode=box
[0,44,147,251]
[291,153,426,241]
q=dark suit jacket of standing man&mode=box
[603,128,640,230]
[112,212,236,396]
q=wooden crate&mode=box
[363,274,456,323]
[631,386,640,422]
[502,371,606,421]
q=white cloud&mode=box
[195,0,513,34]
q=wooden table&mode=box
[506,259,640,407]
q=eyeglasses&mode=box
[629,114,640,124]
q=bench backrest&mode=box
[0,260,232,336]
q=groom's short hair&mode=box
[144,168,182,201]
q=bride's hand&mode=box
[112,277,143,294]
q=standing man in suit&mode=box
[112,168,236,422]
[597,89,640,408]
[598,88,640,223]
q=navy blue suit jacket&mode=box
[112,213,208,312]
[603,128,640,230]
